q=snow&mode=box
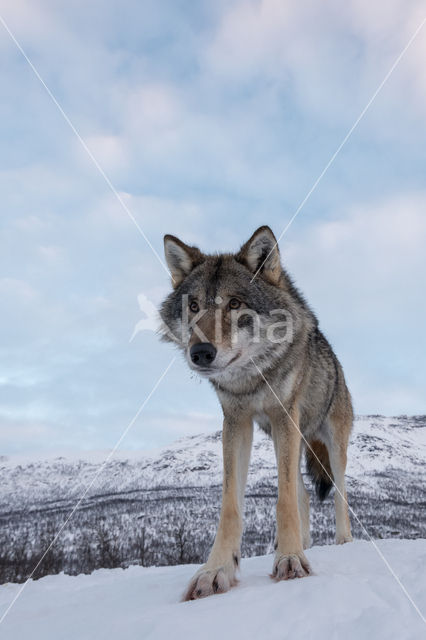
[1,539,425,640]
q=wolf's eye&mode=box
[189,300,199,313]
[228,298,241,310]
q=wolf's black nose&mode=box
[190,343,217,367]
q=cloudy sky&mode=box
[1,0,425,455]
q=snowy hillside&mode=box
[1,540,425,640]
[1,415,425,509]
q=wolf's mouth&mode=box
[189,351,242,377]
[227,351,241,367]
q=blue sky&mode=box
[1,0,425,455]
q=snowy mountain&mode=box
[1,415,425,510]
[0,415,425,585]
[1,539,426,640]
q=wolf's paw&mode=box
[336,533,353,545]
[272,551,311,581]
[182,559,238,601]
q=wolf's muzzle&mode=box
[190,343,217,367]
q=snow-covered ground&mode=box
[1,539,425,640]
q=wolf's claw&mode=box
[183,564,237,601]
[272,552,311,581]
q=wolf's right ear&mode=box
[236,226,282,285]
[164,235,204,288]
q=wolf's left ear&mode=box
[164,235,204,288]
[236,226,281,285]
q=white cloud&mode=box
[285,193,426,322]
[84,134,128,172]
[124,84,181,132]
[0,0,59,49]
[0,277,38,301]
[205,0,426,129]
[37,244,65,264]
[205,1,300,76]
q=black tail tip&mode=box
[316,479,333,501]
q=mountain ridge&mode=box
[1,414,425,514]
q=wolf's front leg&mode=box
[183,414,253,600]
[271,406,311,581]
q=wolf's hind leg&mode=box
[183,414,253,601]
[326,415,353,545]
[298,466,311,549]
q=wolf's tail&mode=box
[305,440,334,501]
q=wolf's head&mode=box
[160,226,305,386]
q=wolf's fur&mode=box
[160,226,353,600]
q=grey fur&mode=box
[160,226,354,600]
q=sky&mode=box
[0,0,425,455]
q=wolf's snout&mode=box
[190,343,217,367]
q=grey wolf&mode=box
[160,226,353,600]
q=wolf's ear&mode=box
[164,235,203,288]
[236,226,281,285]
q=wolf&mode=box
[160,226,353,600]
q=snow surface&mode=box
[1,539,425,640]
